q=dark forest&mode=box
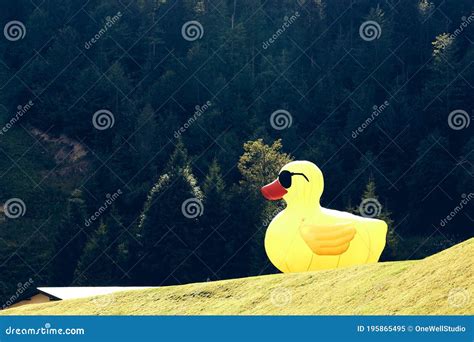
[0,0,473,303]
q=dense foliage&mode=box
[0,0,472,303]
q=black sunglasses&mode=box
[278,170,309,188]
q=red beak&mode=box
[261,179,288,200]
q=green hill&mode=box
[3,238,473,315]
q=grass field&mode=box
[3,238,473,315]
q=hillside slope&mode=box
[3,238,473,315]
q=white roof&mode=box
[37,287,156,300]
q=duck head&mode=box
[261,160,324,210]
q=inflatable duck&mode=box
[261,160,387,273]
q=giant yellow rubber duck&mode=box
[261,160,387,273]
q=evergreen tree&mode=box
[355,179,398,260]
[73,222,113,285]
[50,189,88,286]
[423,34,464,131]
[132,103,159,181]
[407,132,453,233]
[199,159,228,280]
[135,142,205,285]
[73,206,129,285]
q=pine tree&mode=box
[351,179,398,260]
[423,34,464,130]
[133,103,159,181]
[73,206,128,285]
[73,222,113,285]
[50,189,88,286]
[407,132,453,233]
[135,142,205,285]
[199,159,228,280]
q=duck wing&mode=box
[299,222,356,255]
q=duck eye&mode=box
[278,171,292,188]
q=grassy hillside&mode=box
[0,127,87,304]
[3,238,473,315]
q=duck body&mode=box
[265,207,387,273]
[261,160,387,273]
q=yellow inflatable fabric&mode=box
[260,160,387,273]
